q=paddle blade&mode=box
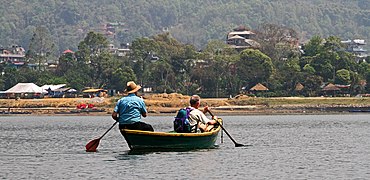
[85,139,100,152]
[235,143,245,147]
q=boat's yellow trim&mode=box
[122,118,222,137]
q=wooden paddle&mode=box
[208,110,244,147]
[85,121,118,152]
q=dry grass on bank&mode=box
[144,93,234,110]
[0,97,111,108]
[258,97,370,107]
[0,94,369,111]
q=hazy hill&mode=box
[1,0,369,52]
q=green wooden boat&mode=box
[120,119,222,151]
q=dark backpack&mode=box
[174,107,193,133]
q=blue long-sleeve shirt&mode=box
[114,94,147,125]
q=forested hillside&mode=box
[0,0,369,98]
[1,0,369,51]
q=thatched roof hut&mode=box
[322,83,340,91]
[295,83,304,91]
[250,83,269,91]
[322,83,341,97]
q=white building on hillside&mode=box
[341,39,368,62]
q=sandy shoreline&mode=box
[0,95,369,116]
[1,104,369,116]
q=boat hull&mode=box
[120,119,222,151]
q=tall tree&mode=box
[130,37,160,86]
[236,49,273,88]
[55,52,76,76]
[272,57,302,95]
[335,69,351,85]
[27,26,57,70]
[302,75,323,96]
[255,23,299,61]
[302,35,324,57]
[2,67,26,89]
[200,40,240,97]
[110,66,137,91]
[76,31,109,87]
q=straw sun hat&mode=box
[125,81,141,93]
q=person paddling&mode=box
[188,95,218,132]
[112,81,153,131]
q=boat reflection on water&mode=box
[119,145,221,156]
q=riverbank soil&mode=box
[0,93,369,115]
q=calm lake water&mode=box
[1,114,370,179]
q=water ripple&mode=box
[0,114,369,179]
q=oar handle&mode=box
[99,121,118,139]
[208,109,219,124]
[208,109,215,117]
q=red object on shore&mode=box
[77,103,87,109]
[77,103,94,109]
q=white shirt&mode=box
[188,108,212,128]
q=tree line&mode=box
[1,26,369,97]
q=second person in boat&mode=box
[188,94,218,132]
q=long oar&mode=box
[208,110,244,147]
[85,121,118,152]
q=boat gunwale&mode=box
[121,118,222,137]
[121,125,221,137]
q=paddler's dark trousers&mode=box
[119,122,154,131]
